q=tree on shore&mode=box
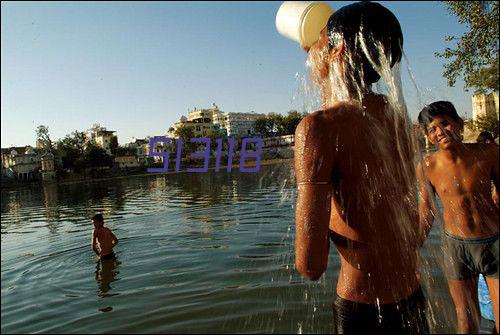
[56,131,86,169]
[282,110,306,135]
[80,142,113,169]
[435,1,499,93]
[36,125,53,152]
[255,111,307,137]
[56,131,114,171]
[173,125,196,158]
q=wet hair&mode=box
[418,101,462,133]
[477,131,494,142]
[326,1,403,85]
[92,213,104,223]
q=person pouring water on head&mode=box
[277,2,429,333]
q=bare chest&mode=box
[429,158,491,197]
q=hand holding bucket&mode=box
[275,1,334,49]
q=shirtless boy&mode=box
[294,2,427,333]
[418,101,499,333]
[92,214,119,260]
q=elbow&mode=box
[295,262,326,281]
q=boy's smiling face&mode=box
[426,115,463,150]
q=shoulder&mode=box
[296,111,329,133]
[417,155,434,179]
[295,104,361,139]
[423,152,438,170]
[419,153,440,182]
[465,143,498,160]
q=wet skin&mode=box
[419,115,499,333]
[294,28,421,304]
[92,220,119,257]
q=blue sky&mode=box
[1,1,472,147]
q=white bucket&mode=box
[275,1,334,48]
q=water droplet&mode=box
[376,297,382,323]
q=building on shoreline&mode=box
[170,104,221,138]
[472,92,499,122]
[114,155,140,169]
[41,152,56,182]
[462,92,499,142]
[126,138,149,164]
[85,124,117,155]
[1,146,41,181]
[214,111,266,137]
[168,104,266,139]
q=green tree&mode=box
[77,142,113,170]
[56,130,87,169]
[268,113,285,136]
[174,125,196,157]
[174,125,195,141]
[255,117,272,137]
[36,125,53,152]
[435,1,499,93]
[71,131,87,155]
[282,110,306,135]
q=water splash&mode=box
[289,16,454,333]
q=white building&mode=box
[213,111,266,137]
[85,124,117,155]
[472,92,499,122]
[1,146,41,181]
[169,104,221,138]
[168,104,265,139]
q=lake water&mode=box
[1,162,456,333]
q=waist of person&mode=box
[444,231,499,244]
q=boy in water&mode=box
[91,214,119,260]
[295,2,427,333]
[418,101,499,333]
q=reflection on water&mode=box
[1,163,454,333]
[95,258,120,299]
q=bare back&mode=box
[295,94,420,304]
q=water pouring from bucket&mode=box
[275,1,334,49]
[279,1,456,333]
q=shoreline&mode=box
[1,158,293,190]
